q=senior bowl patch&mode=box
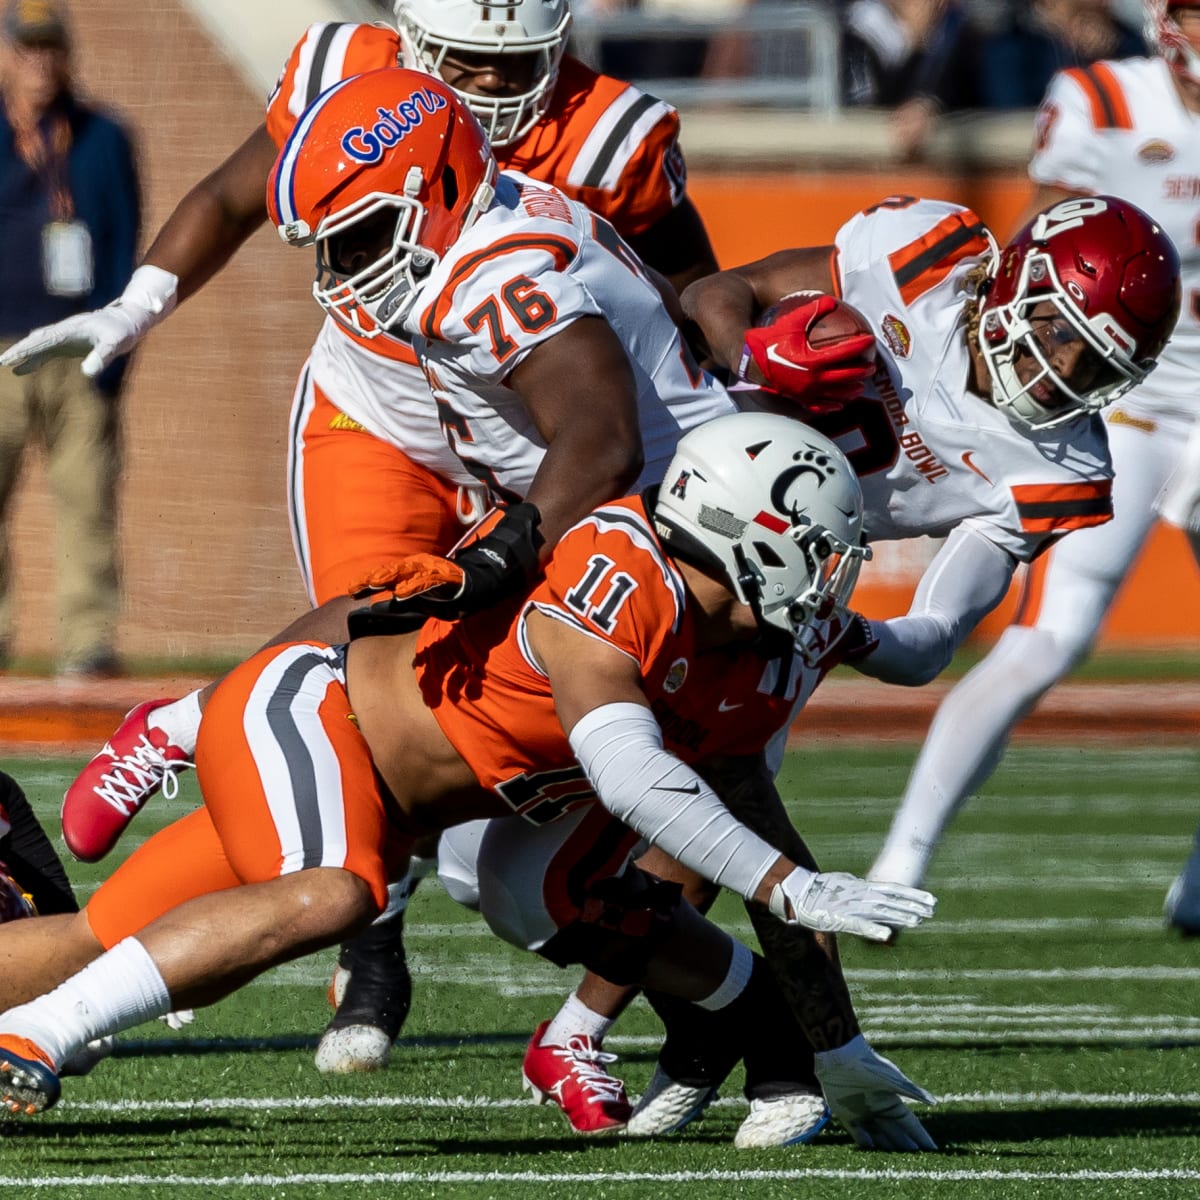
[1138,139,1175,164]
[663,657,688,693]
[881,313,913,359]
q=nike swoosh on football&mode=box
[960,450,993,485]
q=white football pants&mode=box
[871,406,1200,889]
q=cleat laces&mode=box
[551,1037,627,1107]
[93,737,193,815]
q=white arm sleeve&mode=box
[567,701,790,902]
[854,524,1018,687]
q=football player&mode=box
[0,0,719,1083]
[594,184,1179,1129]
[0,412,940,1156]
[866,0,1200,922]
[266,73,1178,1138]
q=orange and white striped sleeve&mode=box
[266,22,401,148]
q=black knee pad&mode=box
[539,870,683,984]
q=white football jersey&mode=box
[307,320,467,480]
[1030,56,1200,420]
[811,199,1114,562]
[404,173,735,500]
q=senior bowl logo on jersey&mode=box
[663,657,689,694]
[1137,139,1175,165]
[881,314,912,359]
[341,88,448,164]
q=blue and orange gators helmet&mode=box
[268,67,497,336]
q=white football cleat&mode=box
[314,1024,392,1074]
[625,1064,718,1137]
[734,1092,831,1148]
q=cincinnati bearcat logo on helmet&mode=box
[341,88,448,164]
[770,447,840,525]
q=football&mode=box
[759,292,874,347]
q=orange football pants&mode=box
[86,641,411,949]
[288,373,481,604]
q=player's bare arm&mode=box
[0,124,277,376]
[526,605,798,910]
[680,246,840,371]
[142,123,277,302]
[510,315,645,552]
[626,196,719,297]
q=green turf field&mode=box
[2,744,1198,1199]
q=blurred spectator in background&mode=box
[840,0,980,159]
[579,0,749,81]
[978,0,1147,108]
[0,0,140,677]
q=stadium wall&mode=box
[4,2,1196,664]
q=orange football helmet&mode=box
[268,67,497,336]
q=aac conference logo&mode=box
[341,87,448,164]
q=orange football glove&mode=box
[352,554,465,602]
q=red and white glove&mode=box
[739,292,875,412]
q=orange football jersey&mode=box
[266,25,684,238]
[414,495,805,826]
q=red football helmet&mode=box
[978,195,1181,430]
[267,67,497,336]
[1148,0,1200,85]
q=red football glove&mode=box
[739,293,876,412]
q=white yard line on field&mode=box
[9,1167,1200,1189]
[58,1088,1200,1115]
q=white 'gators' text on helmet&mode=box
[652,412,870,651]
[395,0,572,147]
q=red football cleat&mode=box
[61,700,192,862]
[521,1020,632,1134]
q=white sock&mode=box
[0,938,171,1069]
[697,940,753,1011]
[542,990,616,1045]
[146,689,203,755]
[372,871,414,925]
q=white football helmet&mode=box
[653,412,869,653]
[1147,1,1200,85]
[395,0,572,146]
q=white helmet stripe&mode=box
[273,75,358,228]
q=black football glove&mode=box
[346,503,543,639]
[447,501,544,615]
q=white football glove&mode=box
[0,265,178,378]
[814,1033,938,1151]
[767,868,935,941]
